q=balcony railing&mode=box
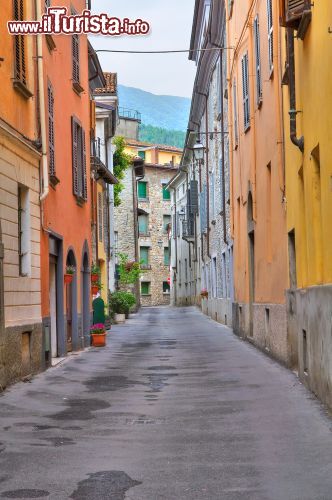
[91,137,102,162]
[118,107,142,122]
[182,218,195,241]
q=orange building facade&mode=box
[228,0,289,363]
[40,0,92,362]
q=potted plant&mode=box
[91,279,101,296]
[91,262,100,283]
[109,291,136,324]
[200,289,209,299]
[90,323,106,347]
[64,265,75,284]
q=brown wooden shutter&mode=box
[72,34,80,83]
[48,82,55,176]
[82,128,87,200]
[72,117,79,196]
[13,0,26,86]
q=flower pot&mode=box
[64,274,73,284]
[114,313,126,324]
[91,285,99,295]
[91,333,106,347]
[91,273,99,283]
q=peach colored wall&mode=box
[228,0,288,305]
[41,0,91,317]
[0,1,37,140]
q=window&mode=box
[241,52,250,131]
[253,15,262,106]
[162,184,171,201]
[72,33,83,92]
[233,78,238,146]
[103,191,108,254]
[228,0,234,18]
[98,192,103,242]
[138,214,148,235]
[140,246,149,267]
[163,282,170,294]
[210,171,215,221]
[164,247,170,266]
[141,282,150,295]
[18,186,31,277]
[13,0,30,95]
[47,82,56,178]
[138,181,147,199]
[267,0,274,74]
[138,150,146,160]
[163,215,171,233]
[71,117,87,202]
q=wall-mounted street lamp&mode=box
[193,138,205,163]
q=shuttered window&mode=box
[72,34,80,84]
[141,282,150,295]
[163,215,171,233]
[241,52,250,131]
[210,172,215,221]
[164,247,170,266]
[139,214,148,235]
[103,191,108,253]
[200,184,208,234]
[254,15,263,106]
[163,282,170,294]
[140,247,149,267]
[47,82,56,177]
[267,0,274,73]
[72,117,87,202]
[162,184,171,201]
[233,78,238,146]
[98,192,103,242]
[13,0,26,86]
[138,181,147,199]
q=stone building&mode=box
[114,130,181,306]
[168,0,233,325]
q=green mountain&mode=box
[138,124,185,149]
[118,85,191,131]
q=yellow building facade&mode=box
[280,0,332,408]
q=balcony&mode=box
[91,138,118,185]
[182,218,195,242]
[280,0,311,39]
[118,107,142,123]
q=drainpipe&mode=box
[36,0,49,201]
[220,48,227,245]
[287,28,304,153]
[205,96,210,259]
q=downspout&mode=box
[205,96,210,259]
[36,0,49,201]
[220,48,227,244]
[287,28,304,153]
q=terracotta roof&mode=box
[94,72,117,95]
[125,138,183,153]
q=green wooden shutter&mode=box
[140,246,149,266]
[139,215,148,235]
[138,181,147,199]
[141,282,150,295]
[162,184,171,200]
[164,247,170,266]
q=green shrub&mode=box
[109,291,136,315]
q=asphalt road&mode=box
[0,306,331,500]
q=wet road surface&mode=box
[0,306,331,499]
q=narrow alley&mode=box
[0,307,331,500]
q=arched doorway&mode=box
[65,249,78,352]
[81,241,90,348]
[247,192,255,337]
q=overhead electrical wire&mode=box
[95,47,234,54]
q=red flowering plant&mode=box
[90,324,105,335]
[200,289,209,298]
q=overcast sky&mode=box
[89,0,196,98]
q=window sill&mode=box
[139,232,150,238]
[73,81,84,95]
[49,174,60,189]
[141,294,151,297]
[138,197,149,202]
[13,80,33,99]
[46,34,56,52]
[75,195,86,207]
[141,265,152,270]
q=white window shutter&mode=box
[254,15,262,105]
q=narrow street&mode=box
[0,307,331,500]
